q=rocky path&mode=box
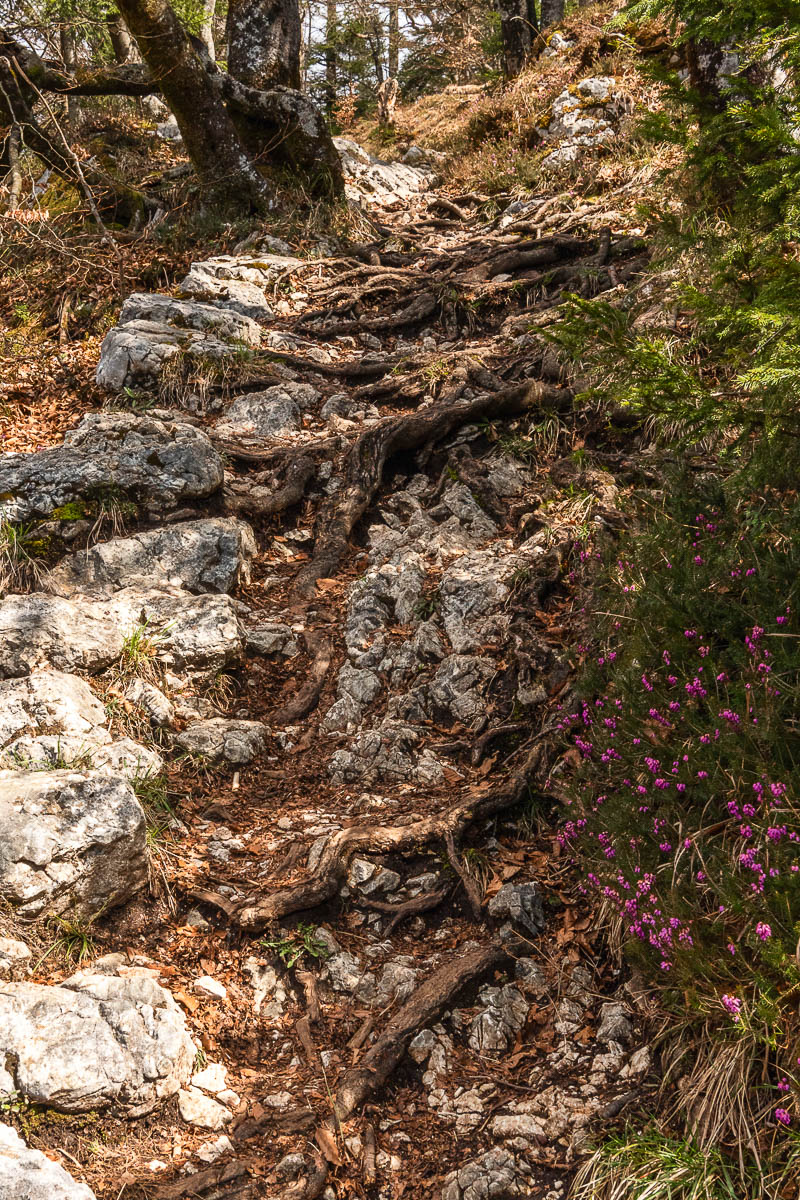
[0,138,651,1200]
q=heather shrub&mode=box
[554,486,800,1151]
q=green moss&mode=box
[50,501,90,521]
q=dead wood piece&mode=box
[445,829,484,921]
[360,885,452,935]
[155,1161,248,1198]
[296,969,322,1023]
[363,1123,377,1185]
[302,1150,329,1200]
[233,1107,315,1143]
[296,1014,321,1071]
[348,1013,375,1053]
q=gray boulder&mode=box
[441,1148,526,1200]
[0,671,106,746]
[0,1123,97,1199]
[487,882,544,937]
[175,718,268,764]
[215,382,320,440]
[118,293,262,347]
[467,985,529,1054]
[0,413,224,524]
[96,319,235,391]
[0,960,196,1114]
[99,586,246,673]
[334,138,433,206]
[48,518,256,597]
[0,770,147,918]
[0,594,124,678]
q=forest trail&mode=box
[0,152,653,1200]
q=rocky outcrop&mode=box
[47,518,257,597]
[0,770,147,918]
[0,587,245,679]
[541,76,626,168]
[0,1123,97,1199]
[0,957,196,1114]
[215,382,320,440]
[0,413,224,524]
[334,137,434,206]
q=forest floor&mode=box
[0,40,668,1200]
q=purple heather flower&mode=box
[775,1108,792,1126]
[756,922,772,941]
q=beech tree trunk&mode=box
[388,0,399,78]
[325,0,337,111]
[539,0,564,28]
[497,0,536,78]
[227,0,301,89]
[107,11,135,62]
[114,0,271,210]
[198,0,217,58]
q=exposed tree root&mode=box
[269,628,333,725]
[291,379,573,603]
[359,885,453,935]
[195,741,547,931]
[331,941,507,1122]
[222,454,316,517]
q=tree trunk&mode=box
[686,36,728,113]
[539,0,564,29]
[59,23,81,129]
[388,0,399,78]
[497,0,534,78]
[198,0,216,58]
[107,11,135,62]
[227,0,301,89]
[325,0,337,112]
[5,121,22,209]
[114,0,271,210]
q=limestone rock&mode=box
[178,1086,232,1129]
[1,733,162,780]
[597,1001,633,1046]
[0,594,123,678]
[245,621,300,657]
[441,1148,526,1200]
[48,518,256,597]
[98,587,246,674]
[468,985,529,1054]
[0,413,223,523]
[0,963,196,1114]
[0,1123,97,1199]
[215,382,320,440]
[487,882,544,937]
[175,718,267,764]
[96,320,234,391]
[123,679,175,728]
[0,938,30,974]
[0,671,106,745]
[0,770,147,918]
[334,138,433,206]
[119,293,261,345]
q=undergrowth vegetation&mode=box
[544,1,800,1190]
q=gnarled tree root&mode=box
[191,741,547,932]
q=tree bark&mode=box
[539,0,564,28]
[198,0,217,58]
[325,0,337,112]
[388,0,399,78]
[497,0,535,78]
[227,0,301,89]
[114,0,272,211]
[59,22,81,129]
[107,11,135,62]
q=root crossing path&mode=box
[0,161,652,1200]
